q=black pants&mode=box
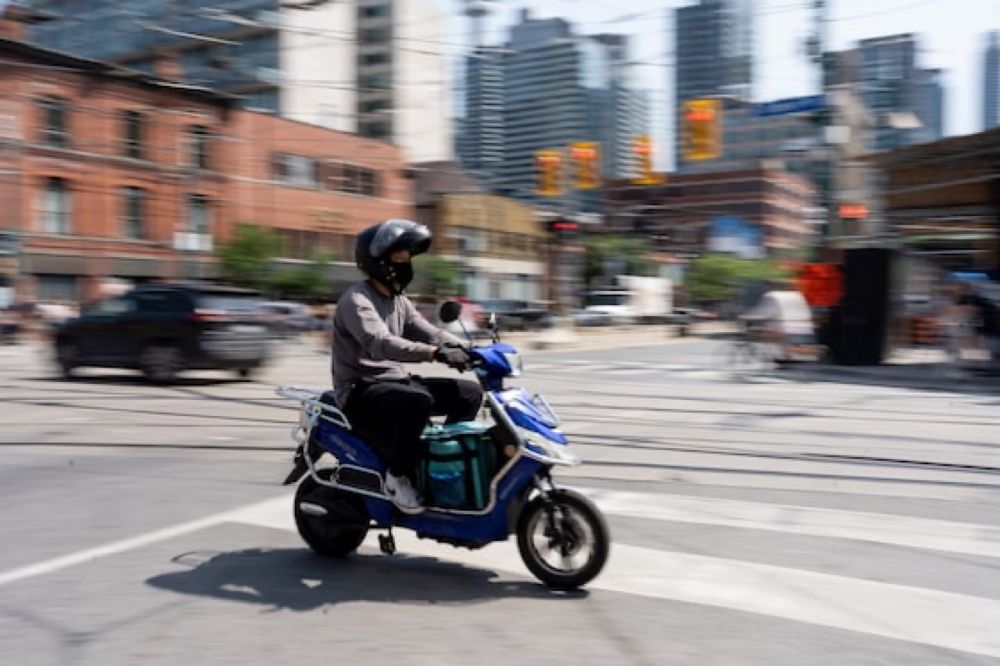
[344,377,483,479]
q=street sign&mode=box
[753,94,826,118]
[796,262,843,308]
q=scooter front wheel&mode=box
[294,471,369,558]
[516,489,609,590]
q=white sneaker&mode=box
[384,473,423,514]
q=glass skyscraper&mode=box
[490,10,648,210]
[984,31,1000,130]
[673,0,754,171]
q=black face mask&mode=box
[385,260,414,294]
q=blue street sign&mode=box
[753,94,826,117]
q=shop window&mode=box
[38,177,71,234]
[38,97,69,148]
[121,186,146,239]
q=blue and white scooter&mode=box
[277,301,609,589]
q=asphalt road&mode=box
[1,336,999,665]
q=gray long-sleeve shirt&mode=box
[331,281,462,406]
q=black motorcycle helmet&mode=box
[355,219,432,295]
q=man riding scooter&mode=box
[331,219,483,512]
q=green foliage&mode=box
[216,225,282,290]
[584,235,656,288]
[685,253,788,305]
[267,251,332,301]
[414,254,462,300]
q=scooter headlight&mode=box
[502,351,523,377]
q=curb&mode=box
[781,363,1000,393]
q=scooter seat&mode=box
[320,390,338,408]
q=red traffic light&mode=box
[549,220,578,232]
[838,203,868,220]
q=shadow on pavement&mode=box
[146,548,584,611]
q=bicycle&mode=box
[717,322,780,378]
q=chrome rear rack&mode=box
[276,385,352,430]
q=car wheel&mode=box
[56,340,78,379]
[141,344,183,384]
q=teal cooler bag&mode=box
[419,423,497,510]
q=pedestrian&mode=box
[938,283,971,377]
[960,284,1000,375]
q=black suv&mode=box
[54,284,271,382]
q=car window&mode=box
[88,296,136,317]
[585,293,628,307]
[197,293,262,314]
[135,291,190,314]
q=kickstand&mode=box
[378,529,396,556]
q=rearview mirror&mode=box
[439,300,462,324]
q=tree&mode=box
[685,253,788,306]
[584,235,656,289]
[217,225,281,290]
[267,251,333,301]
[414,254,461,301]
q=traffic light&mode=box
[631,135,663,185]
[535,149,563,197]
[569,142,601,190]
[547,218,578,233]
[838,203,868,220]
[682,99,721,161]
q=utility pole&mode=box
[807,0,836,250]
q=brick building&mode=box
[0,7,412,305]
[0,34,232,303]
[225,110,412,279]
[412,161,546,302]
[873,126,1000,275]
[605,167,818,260]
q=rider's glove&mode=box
[434,344,470,371]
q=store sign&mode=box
[707,216,763,260]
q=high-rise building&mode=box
[456,1,503,186]
[594,34,651,180]
[496,10,647,209]
[456,48,504,185]
[914,68,944,142]
[984,31,1000,130]
[673,0,754,171]
[26,0,451,161]
[856,34,945,151]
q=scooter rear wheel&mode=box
[516,489,609,590]
[294,471,369,558]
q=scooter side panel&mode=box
[314,420,385,472]
[363,456,544,544]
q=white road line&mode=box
[5,488,1000,658]
[231,496,1000,660]
[578,488,1000,559]
[0,501,272,588]
[603,367,655,376]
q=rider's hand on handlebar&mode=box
[434,344,471,371]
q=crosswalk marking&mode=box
[232,493,1000,660]
[578,488,1000,559]
[4,485,999,658]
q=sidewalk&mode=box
[507,321,738,352]
[781,348,1000,393]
